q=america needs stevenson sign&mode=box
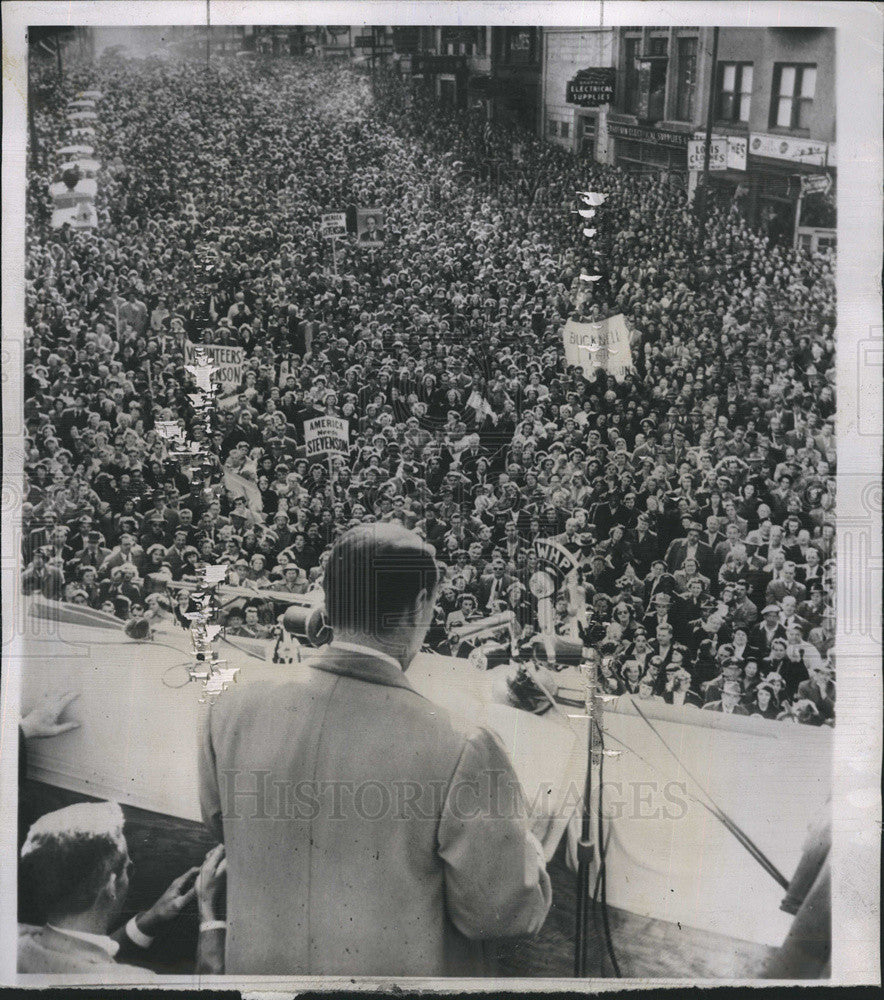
[566,67,615,108]
[304,415,350,459]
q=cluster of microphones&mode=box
[155,347,239,701]
[574,189,609,305]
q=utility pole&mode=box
[696,25,719,242]
[55,33,63,81]
[205,0,211,71]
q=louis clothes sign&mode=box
[183,341,244,391]
[688,134,748,172]
[562,314,635,382]
[304,415,350,459]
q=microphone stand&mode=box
[573,646,598,977]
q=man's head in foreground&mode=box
[323,523,441,670]
[20,801,129,931]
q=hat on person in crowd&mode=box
[762,604,781,616]
[721,680,742,697]
[763,671,787,690]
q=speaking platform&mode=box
[15,598,830,949]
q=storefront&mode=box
[409,54,469,108]
[705,132,836,245]
[608,119,692,180]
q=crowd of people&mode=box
[22,50,836,726]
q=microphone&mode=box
[282,595,333,647]
[448,610,515,642]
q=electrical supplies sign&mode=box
[304,415,350,459]
[566,67,615,108]
[563,314,635,382]
[183,341,244,392]
[320,212,347,238]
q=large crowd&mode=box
[21,52,836,726]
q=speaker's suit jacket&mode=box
[199,644,551,976]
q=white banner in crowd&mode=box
[320,212,347,238]
[304,415,350,460]
[183,341,244,392]
[563,314,635,382]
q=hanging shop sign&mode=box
[566,67,616,108]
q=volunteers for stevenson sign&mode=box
[183,340,244,392]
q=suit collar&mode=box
[43,925,119,961]
[307,644,417,694]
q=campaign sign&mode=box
[320,212,347,238]
[562,314,635,382]
[355,207,386,247]
[304,415,350,459]
[183,341,244,392]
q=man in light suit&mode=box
[199,523,551,977]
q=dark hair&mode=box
[324,524,440,638]
[19,834,125,922]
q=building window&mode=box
[647,36,668,57]
[624,36,642,114]
[548,117,558,136]
[439,77,457,107]
[560,121,570,139]
[506,28,536,65]
[579,116,596,154]
[771,63,816,130]
[675,37,698,121]
[717,62,753,122]
[477,27,487,56]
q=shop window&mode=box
[506,28,537,65]
[560,121,570,139]
[771,63,816,130]
[623,36,642,114]
[647,36,668,56]
[717,62,753,123]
